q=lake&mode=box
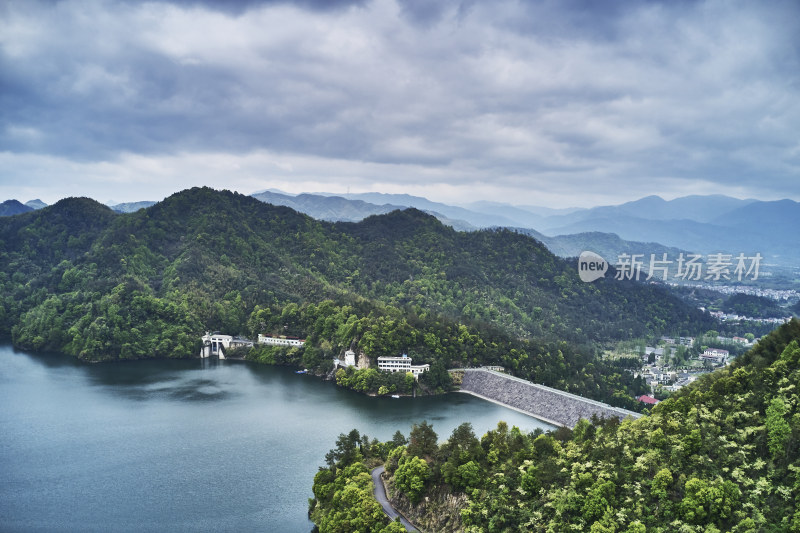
[0,344,553,532]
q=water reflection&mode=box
[0,345,554,532]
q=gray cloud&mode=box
[1,0,799,206]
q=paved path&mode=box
[371,466,418,532]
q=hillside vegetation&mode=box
[1,187,716,406]
[312,319,800,532]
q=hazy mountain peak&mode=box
[110,201,158,213]
[25,199,47,210]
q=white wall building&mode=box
[377,354,429,379]
[334,350,357,368]
[201,332,253,359]
[701,348,729,364]
[257,334,305,347]
[378,354,412,372]
[410,363,430,378]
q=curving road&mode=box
[371,466,419,532]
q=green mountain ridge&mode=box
[1,187,719,406]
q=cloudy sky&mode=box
[1,0,799,207]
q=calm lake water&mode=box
[0,344,553,532]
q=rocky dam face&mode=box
[459,369,641,428]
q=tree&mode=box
[325,429,362,469]
[651,468,672,501]
[404,372,415,394]
[394,455,430,504]
[386,445,405,475]
[419,360,453,392]
[312,462,390,533]
[455,460,482,491]
[390,431,407,449]
[582,479,616,524]
[407,421,438,458]
[381,521,408,533]
[766,397,791,460]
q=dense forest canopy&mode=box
[312,319,800,532]
[1,187,724,406]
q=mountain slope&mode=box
[252,190,404,221]
[0,200,33,216]
[528,196,798,267]
[0,187,742,410]
[339,191,521,228]
[534,194,757,230]
[252,190,477,231]
[312,319,800,532]
[251,191,798,266]
[517,228,690,263]
[0,188,715,352]
[712,198,800,230]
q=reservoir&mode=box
[0,344,553,532]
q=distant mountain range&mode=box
[108,201,158,213]
[252,191,478,231]
[517,229,691,264]
[532,197,799,267]
[0,199,47,216]
[4,191,798,267]
[250,191,799,267]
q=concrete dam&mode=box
[459,369,642,428]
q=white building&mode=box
[378,354,412,373]
[334,350,357,368]
[410,363,430,378]
[201,332,253,359]
[377,354,429,379]
[258,334,305,347]
[701,348,729,364]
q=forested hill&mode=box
[2,186,706,344]
[0,188,711,387]
[311,319,800,532]
[0,187,719,404]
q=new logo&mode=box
[578,251,608,282]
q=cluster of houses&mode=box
[638,367,700,392]
[708,310,792,324]
[660,336,695,347]
[631,328,770,406]
[634,335,738,404]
